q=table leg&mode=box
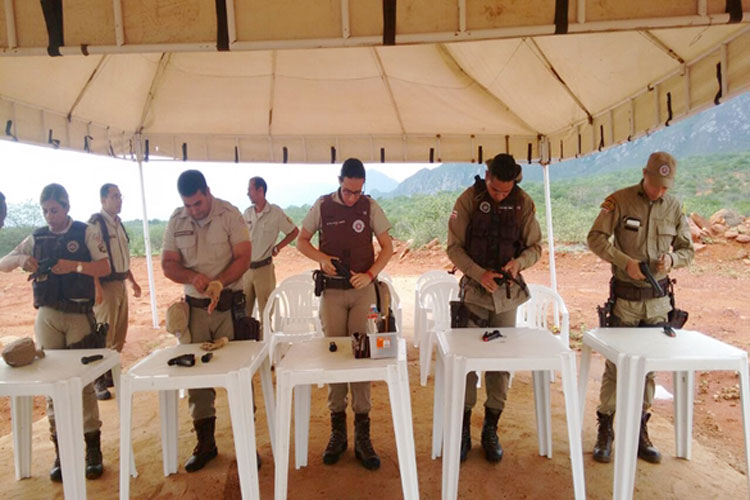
[578,344,592,429]
[10,395,33,479]
[293,384,311,469]
[420,324,434,387]
[673,370,694,459]
[387,359,419,499]
[119,375,134,500]
[440,351,453,497]
[532,370,552,458]
[159,390,179,476]
[432,345,445,459]
[442,355,466,500]
[274,370,294,500]
[613,354,646,500]
[55,379,87,500]
[560,352,586,500]
[259,355,276,460]
[228,368,260,500]
[737,358,750,498]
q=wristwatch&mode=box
[76,262,83,273]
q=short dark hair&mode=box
[250,176,267,194]
[487,154,522,182]
[100,183,118,200]
[40,183,70,210]
[177,170,208,197]
[339,158,366,180]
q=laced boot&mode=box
[354,413,380,470]
[593,411,614,463]
[481,408,504,463]
[84,430,104,479]
[50,433,62,482]
[185,417,218,472]
[322,411,347,465]
[460,409,472,462]
[638,412,662,463]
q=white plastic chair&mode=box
[263,279,323,365]
[414,271,457,347]
[418,279,460,386]
[378,271,403,336]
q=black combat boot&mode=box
[481,408,504,463]
[354,413,380,470]
[94,375,111,400]
[638,412,662,463]
[460,409,472,462]
[322,411,347,465]
[593,411,614,463]
[84,430,104,479]
[50,433,62,482]
[185,417,218,472]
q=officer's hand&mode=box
[350,272,371,289]
[625,259,645,280]
[657,254,673,273]
[191,273,210,293]
[272,245,280,257]
[131,281,142,298]
[319,256,337,276]
[501,259,521,279]
[22,256,38,273]
[51,259,76,275]
[479,270,499,293]
[205,280,223,314]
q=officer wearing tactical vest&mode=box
[447,153,542,464]
[587,151,694,464]
[90,183,142,400]
[0,183,112,482]
[297,158,394,470]
[241,176,299,331]
[161,170,254,472]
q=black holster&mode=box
[667,279,689,328]
[450,301,489,328]
[231,292,260,341]
[69,315,107,349]
[313,270,325,297]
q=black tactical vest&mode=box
[32,221,95,309]
[320,192,374,273]
[465,176,523,270]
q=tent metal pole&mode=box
[542,162,558,292]
[135,134,159,328]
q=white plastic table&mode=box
[578,327,750,500]
[435,327,585,500]
[273,337,419,500]
[119,340,275,500]
[0,347,120,500]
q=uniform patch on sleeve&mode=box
[600,196,616,213]
[450,210,458,220]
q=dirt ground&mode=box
[1,241,749,499]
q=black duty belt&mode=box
[323,277,353,290]
[613,278,670,301]
[249,256,272,269]
[100,272,128,283]
[185,289,240,312]
[48,300,94,314]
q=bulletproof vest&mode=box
[32,221,95,309]
[319,192,374,273]
[465,176,523,270]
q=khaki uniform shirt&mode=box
[163,198,249,298]
[302,191,391,237]
[243,203,296,262]
[97,210,130,273]
[587,181,695,317]
[447,185,542,313]
[0,217,108,271]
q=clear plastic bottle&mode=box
[367,304,379,335]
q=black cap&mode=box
[487,154,522,182]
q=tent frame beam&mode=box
[3,0,16,49]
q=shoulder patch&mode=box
[600,196,616,213]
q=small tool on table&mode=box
[81,354,104,365]
[482,329,504,342]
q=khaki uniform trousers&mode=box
[242,263,276,337]
[187,306,234,420]
[464,303,517,412]
[597,298,668,415]
[320,283,376,414]
[34,306,101,434]
[93,279,129,352]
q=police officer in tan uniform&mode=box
[242,176,299,330]
[447,153,542,464]
[0,183,111,482]
[297,158,394,470]
[90,183,142,399]
[162,170,252,472]
[587,152,694,464]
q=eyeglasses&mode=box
[341,188,363,196]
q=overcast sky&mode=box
[0,139,432,222]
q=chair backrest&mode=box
[515,284,570,349]
[415,270,456,293]
[420,279,460,332]
[263,280,321,340]
[280,271,316,286]
[377,272,403,335]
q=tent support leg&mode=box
[542,163,558,292]
[136,134,159,329]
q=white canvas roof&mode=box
[0,1,748,164]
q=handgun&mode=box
[27,257,58,281]
[167,353,196,367]
[638,262,665,297]
[332,259,351,281]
